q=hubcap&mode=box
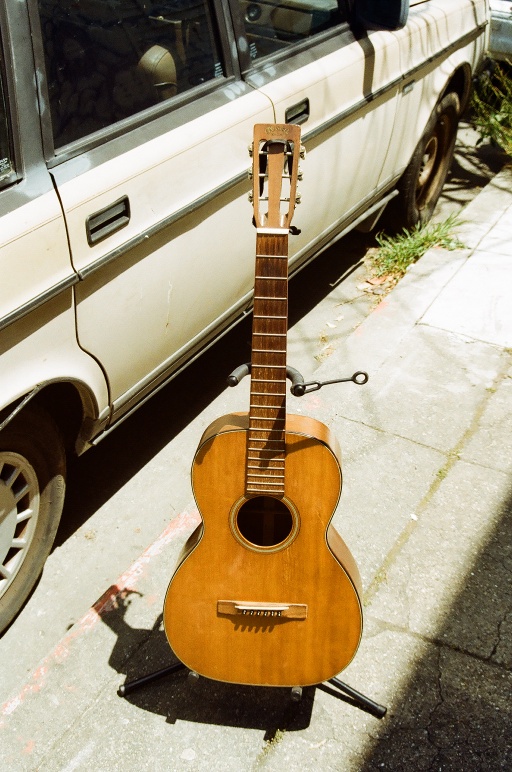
[0,453,39,599]
[417,134,439,191]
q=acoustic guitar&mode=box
[163,124,363,687]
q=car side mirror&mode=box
[352,0,409,31]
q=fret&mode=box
[253,333,287,338]
[248,446,284,451]
[247,446,284,452]
[249,429,284,435]
[250,480,283,493]
[254,276,287,281]
[247,453,284,458]
[253,296,287,301]
[247,418,285,431]
[250,397,285,401]
[247,468,284,473]
[247,469,283,474]
[251,392,285,398]
[247,480,285,486]
[247,462,283,468]
[252,364,286,370]
[253,348,286,354]
[250,396,284,401]
[248,451,285,458]
[256,254,288,260]
[247,488,282,493]
[250,410,285,415]
[247,471,284,476]
[251,378,286,383]
[246,489,283,495]
[247,485,284,491]
[249,472,284,480]
[249,416,286,431]
[250,394,285,400]
[250,414,286,423]
[247,466,284,480]
[248,439,284,444]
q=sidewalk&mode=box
[1,167,512,771]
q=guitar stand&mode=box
[226,363,369,395]
[118,662,387,719]
[118,364,385,717]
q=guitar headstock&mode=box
[250,124,303,230]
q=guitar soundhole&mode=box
[236,496,296,549]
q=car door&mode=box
[32,0,274,423]
[230,0,402,266]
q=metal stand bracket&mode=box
[227,362,368,396]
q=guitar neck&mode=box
[246,230,289,496]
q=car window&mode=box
[239,0,346,61]
[37,0,225,147]
[0,49,15,187]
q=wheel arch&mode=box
[440,62,473,114]
[0,379,106,457]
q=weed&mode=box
[471,63,512,156]
[370,214,465,280]
[261,729,286,757]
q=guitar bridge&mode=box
[217,600,307,619]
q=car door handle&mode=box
[86,196,130,246]
[285,98,310,125]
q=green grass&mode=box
[370,214,465,279]
[471,63,512,156]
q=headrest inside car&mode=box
[138,45,178,100]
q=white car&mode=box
[0,0,489,632]
[489,0,512,61]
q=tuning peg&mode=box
[299,145,306,160]
[248,143,254,157]
[297,167,303,181]
[248,191,254,203]
[248,167,253,180]
[295,192,302,205]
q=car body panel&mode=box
[489,0,512,60]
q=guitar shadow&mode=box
[100,590,317,735]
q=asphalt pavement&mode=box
[1,165,511,771]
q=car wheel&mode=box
[0,405,65,633]
[387,92,460,230]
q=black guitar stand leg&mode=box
[118,662,187,697]
[322,677,387,719]
[118,664,386,719]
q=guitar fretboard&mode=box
[246,231,289,496]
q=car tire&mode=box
[386,92,460,230]
[0,404,66,633]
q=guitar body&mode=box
[163,412,363,687]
